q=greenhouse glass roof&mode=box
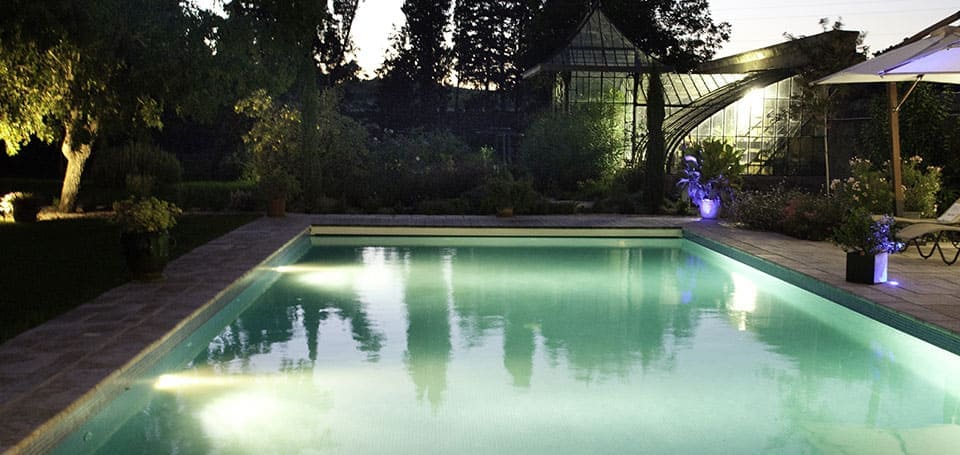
[521,9,663,78]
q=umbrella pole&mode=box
[888,82,905,216]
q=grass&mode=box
[0,213,260,344]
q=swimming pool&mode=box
[55,234,960,453]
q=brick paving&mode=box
[2,214,960,453]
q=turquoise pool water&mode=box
[58,236,960,454]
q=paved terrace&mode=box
[2,214,960,453]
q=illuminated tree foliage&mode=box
[217,0,362,184]
[0,0,210,212]
[378,0,453,127]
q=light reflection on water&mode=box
[85,239,960,454]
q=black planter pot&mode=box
[120,231,171,281]
[845,252,888,284]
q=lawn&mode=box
[0,213,260,344]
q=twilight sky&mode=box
[196,0,959,78]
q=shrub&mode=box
[171,181,258,211]
[86,142,183,195]
[780,192,843,241]
[368,130,487,207]
[830,157,893,213]
[520,103,623,196]
[479,173,540,215]
[112,197,182,233]
[902,155,942,217]
[832,208,900,255]
[300,88,370,211]
[731,186,842,240]
[730,186,790,231]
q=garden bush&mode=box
[520,103,623,196]
[780,191,843,241]
[171,181,258,211]
[86,142,183,195]
[298,89,370,212]
[731,185,842,240]
[367,130,488,208]
[730,186,791,232]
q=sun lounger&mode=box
[892,197,960,225]
[896,223,960,265]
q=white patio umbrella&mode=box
[815,21,960,216]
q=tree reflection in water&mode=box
[402,248,453,410]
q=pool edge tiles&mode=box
[684,230,960,356]
[8,232,313,455]
[310,225,683,238]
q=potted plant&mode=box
[832,208,901,284]
[259,168,301,217]
[113,196,182,281]
[1,192,45,223]
[235,90,304,218]
[676,140,743,219]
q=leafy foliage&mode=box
[379,0,453,127]
[780,191,843,240]
[902,155,942,217]
[0,0,212,211]
[857,84,959,172]
[452,0,530,91]
[676,139,743,208]
[299,88,369,210]
[112,196,182,233]
[520,103,623,195]
[832,208,900,255]
[235,90,302,199]
[367,130,486,207]
[171,181,258,211]
[830,158,893,213]
[480,172,540,214]
[830,156,941,216]
[86,142,183,194]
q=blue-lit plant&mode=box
[676,140,743,210]
[831,208,901,255]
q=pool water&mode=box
[59,236,960,454]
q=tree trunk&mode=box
[644,67,666,214]
[58,117,96,213]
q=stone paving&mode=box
[2,214,960,453]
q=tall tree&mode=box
[0,0,210,212]
[379,0,453,128]
[216,0,362,194]
[453,0,530,91]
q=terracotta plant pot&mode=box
[120,231,171,281]
[845,251,888,284]
[267,197,286,218]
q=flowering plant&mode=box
[831,156,941,216]
[830,158,892,213]
[901,155,941,217]
[831,208,901,255]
